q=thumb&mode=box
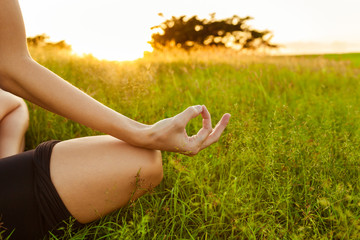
[176,105,203,125]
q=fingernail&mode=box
[194,105,202,113]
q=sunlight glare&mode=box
[19,0,360,61]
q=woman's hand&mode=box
[146,105,231,156]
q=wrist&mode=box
[131,123,154,148]
[112,115,153,147]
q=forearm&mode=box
[0,56,151,145]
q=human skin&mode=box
[0,89,29,158]
[0,0,231,156]
[50,135,164,223]
[0,0,231,226]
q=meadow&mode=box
[23,48,360,239]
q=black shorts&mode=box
[0,140,80,239]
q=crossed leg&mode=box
[50,135,163,224]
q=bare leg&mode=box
[0,89,29,158]
[50,135,163,224]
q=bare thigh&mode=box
[49,135,163,224]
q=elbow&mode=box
[0,55,34,90]
[0,54,33,78]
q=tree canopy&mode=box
[150,14,277,51]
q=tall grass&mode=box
[24,47,360,239]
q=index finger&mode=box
[175,105,203,126]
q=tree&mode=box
[150,14,277,51]
[27,34,72,51]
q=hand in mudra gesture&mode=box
[148,105,231,156]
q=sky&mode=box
[19,0,360,61]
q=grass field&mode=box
[19,48,360,239]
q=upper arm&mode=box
[0,0,31,75]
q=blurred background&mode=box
[19,0,360,61]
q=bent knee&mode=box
[12,98,29,130]
[136,148,163,189]
[18,98,29,122]
[0,90,29,125]
[146,149,163,186]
